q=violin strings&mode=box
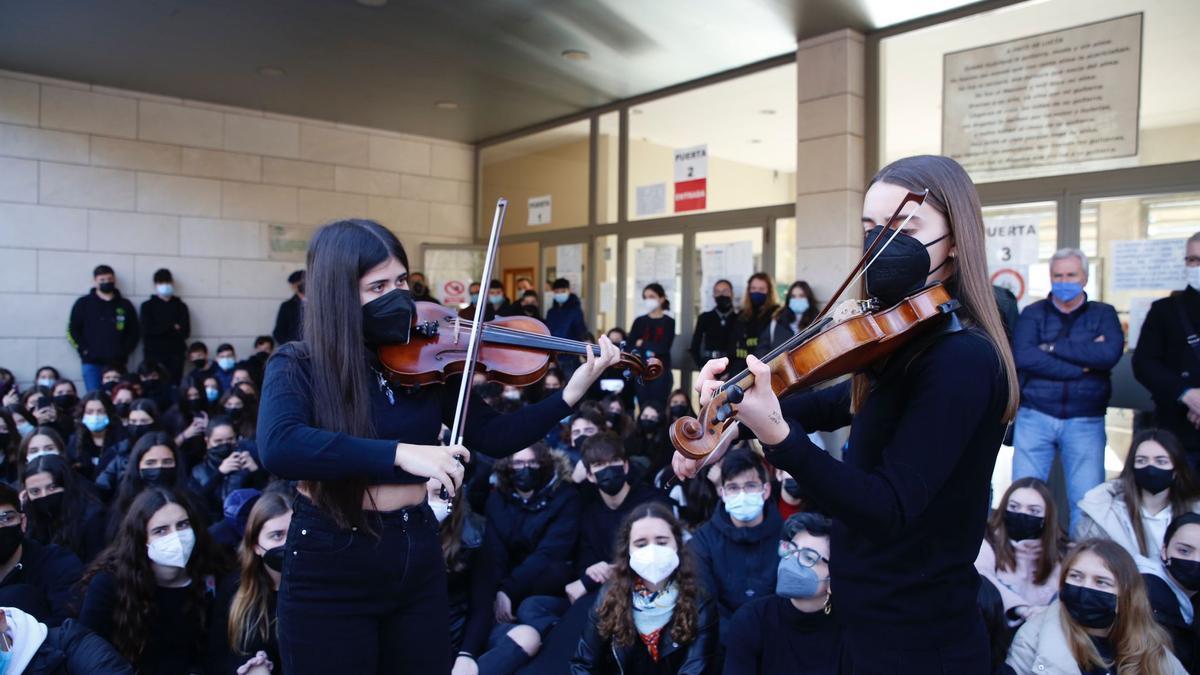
[446,318,604,355]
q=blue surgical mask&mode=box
[1051,281,1083,303]
[553,292,569,304]
[469,293,479,304]
[156,283,174,297]
[723,491,765,522]
[82,413,109,433]
[217,357,236,371]
[16,421,35,438]
[0,644,10,672]
[36,377,55,389]
[776,555,826,599]
[205,387,220,402]
[788,297,809,315]
[488,294,504,307]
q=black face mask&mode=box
[637,418,659,433]
[191,358,207,370]
[1003,510,1045,542]
[594,465,627,496]
[0,524,21,562]
[362,289,415,346]
[262,545,285,573]
[140,466,177,487]
[782,478,803,499]
[863,226,950,307]
[1060,582,1118,629]
[512,467,541,492]
[102,381,118,394]
[297,282,305,295]
[52,394,78,410]
[521,304,539,317]
[30,492,64,522]
[0,433,8,449]
[126,423,154,442]
[714,296,733,311]
[114,402,131,418]
[474,382,503,400]
[209,442,237,462]
[98,281,116,294]
[669,404,688,419]
[573,434,592,452]
[607,411,622,426]
[1134,465,1174,495]
[1167,557,1200,591]
[412,282,427,296]
[224,407,243,422]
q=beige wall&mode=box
[482,138,590,234]
[0,69,475,389]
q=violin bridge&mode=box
[453,317,461,345]
[831,298,874,323]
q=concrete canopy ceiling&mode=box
[0,0,985,143]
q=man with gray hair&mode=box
[1134,232,1200,462]
[1011,247,1124,532]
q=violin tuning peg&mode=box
[725,384,745,405]
[622,369,632,380]
[715,403,733,423]
[619,340,628,352]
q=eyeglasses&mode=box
[778,541,829,566]
[0,511,20,526]
[510,460,541,470]
[1186,256,1200,265]
[722,481,763,496]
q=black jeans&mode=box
[838,614,990,675]
[279,495,450,674]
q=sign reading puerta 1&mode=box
[674,144,708,212]
[942,13,1143,177]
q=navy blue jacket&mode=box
[1013,296,1123,419]
[25,618,134,675]
[687,502,783,643]
[0,538,84,627]
[545,294,588,342]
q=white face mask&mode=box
[1187,266,1200,291]
[147,528,196,569]
[26,449,60,462]
[629,543,680,585]
[36,378,55,389]
[430,500,451,524]
[642,297,661,313]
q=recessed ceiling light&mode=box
[631,108,643,115]
[257,67,286,78]
[435,100,459,110]
[356,0,387,6]
[748,139,762,144]
[561,49,590,61]
[759,109,776,115]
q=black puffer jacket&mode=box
[570,582,718,674]
[482,452,581,606]
[24,618,134,675]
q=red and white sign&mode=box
[442,280,468,306]
[674,144,707,213]
[990,267,1026,301]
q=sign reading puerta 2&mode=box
[674,144,708,212]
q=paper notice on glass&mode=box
[556,243,584,292]
[700,242,754,311]
[636,183,666,217]
[599,281,616,315]
[635,245,679,301]
[1126,295,1159,348]
[1111,239,1187,291]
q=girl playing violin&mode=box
[674,155,1019,673]
[257,219,622,675]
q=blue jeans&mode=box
[1011,406,1106,532]
[81,362,104,395]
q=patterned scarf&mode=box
[632,579,678,662]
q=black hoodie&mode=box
[67,289,140,366]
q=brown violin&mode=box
[376,301,664,387]
[670,188,956,462]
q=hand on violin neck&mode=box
[695,357,729,407]
[562,336,622,407]
[736,355,789,446]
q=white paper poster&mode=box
[636,183,667,217]
[527,195,552,226]
[1127,295,1157,349]
[424,247,484,307]
[555,243,584,293]
[634,245,679,309]
[1111,238,1186,291]
[700,242,754,311]
[943,14,1142,176]
[599,281,616,315]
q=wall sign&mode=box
[528,195,552,225]
[673,145,708,212]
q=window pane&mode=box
[543,242,589,327]
[692,227,764,321]
[627,64,796,220]
[482,120,590,234]
[626,234,683,335]
[880,0,1200,182]
[593,234,618,334]
[597,113,619,224]
[981,202,1059,309]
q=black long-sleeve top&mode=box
[761,325,1008,649]
[139,295,191,357]
[81,570,207,675]
[689,308,737,367]
[1134,288,1200,449]
[629,314,675,369]
[67,289,140,366]
[272,295,304,345]
[257,343,572,484]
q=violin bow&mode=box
[443,198,507,499]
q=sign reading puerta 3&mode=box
[674,144,708,212]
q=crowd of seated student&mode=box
[13,347,1200,675]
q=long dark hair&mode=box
[778,280,819,328]
[987,477,1064,585]
[642,282,670,312]
[73,391,123,468]
[109,432,193,539]
[216,389,258,440]
[594,503,702,647]
[300,219,409,528]
[1120,429,1199,557]
[0,408,20,466]
[228,492,292,654]
[859,155,1019,421]
[22,454,100,557]
[83,488,223,668]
